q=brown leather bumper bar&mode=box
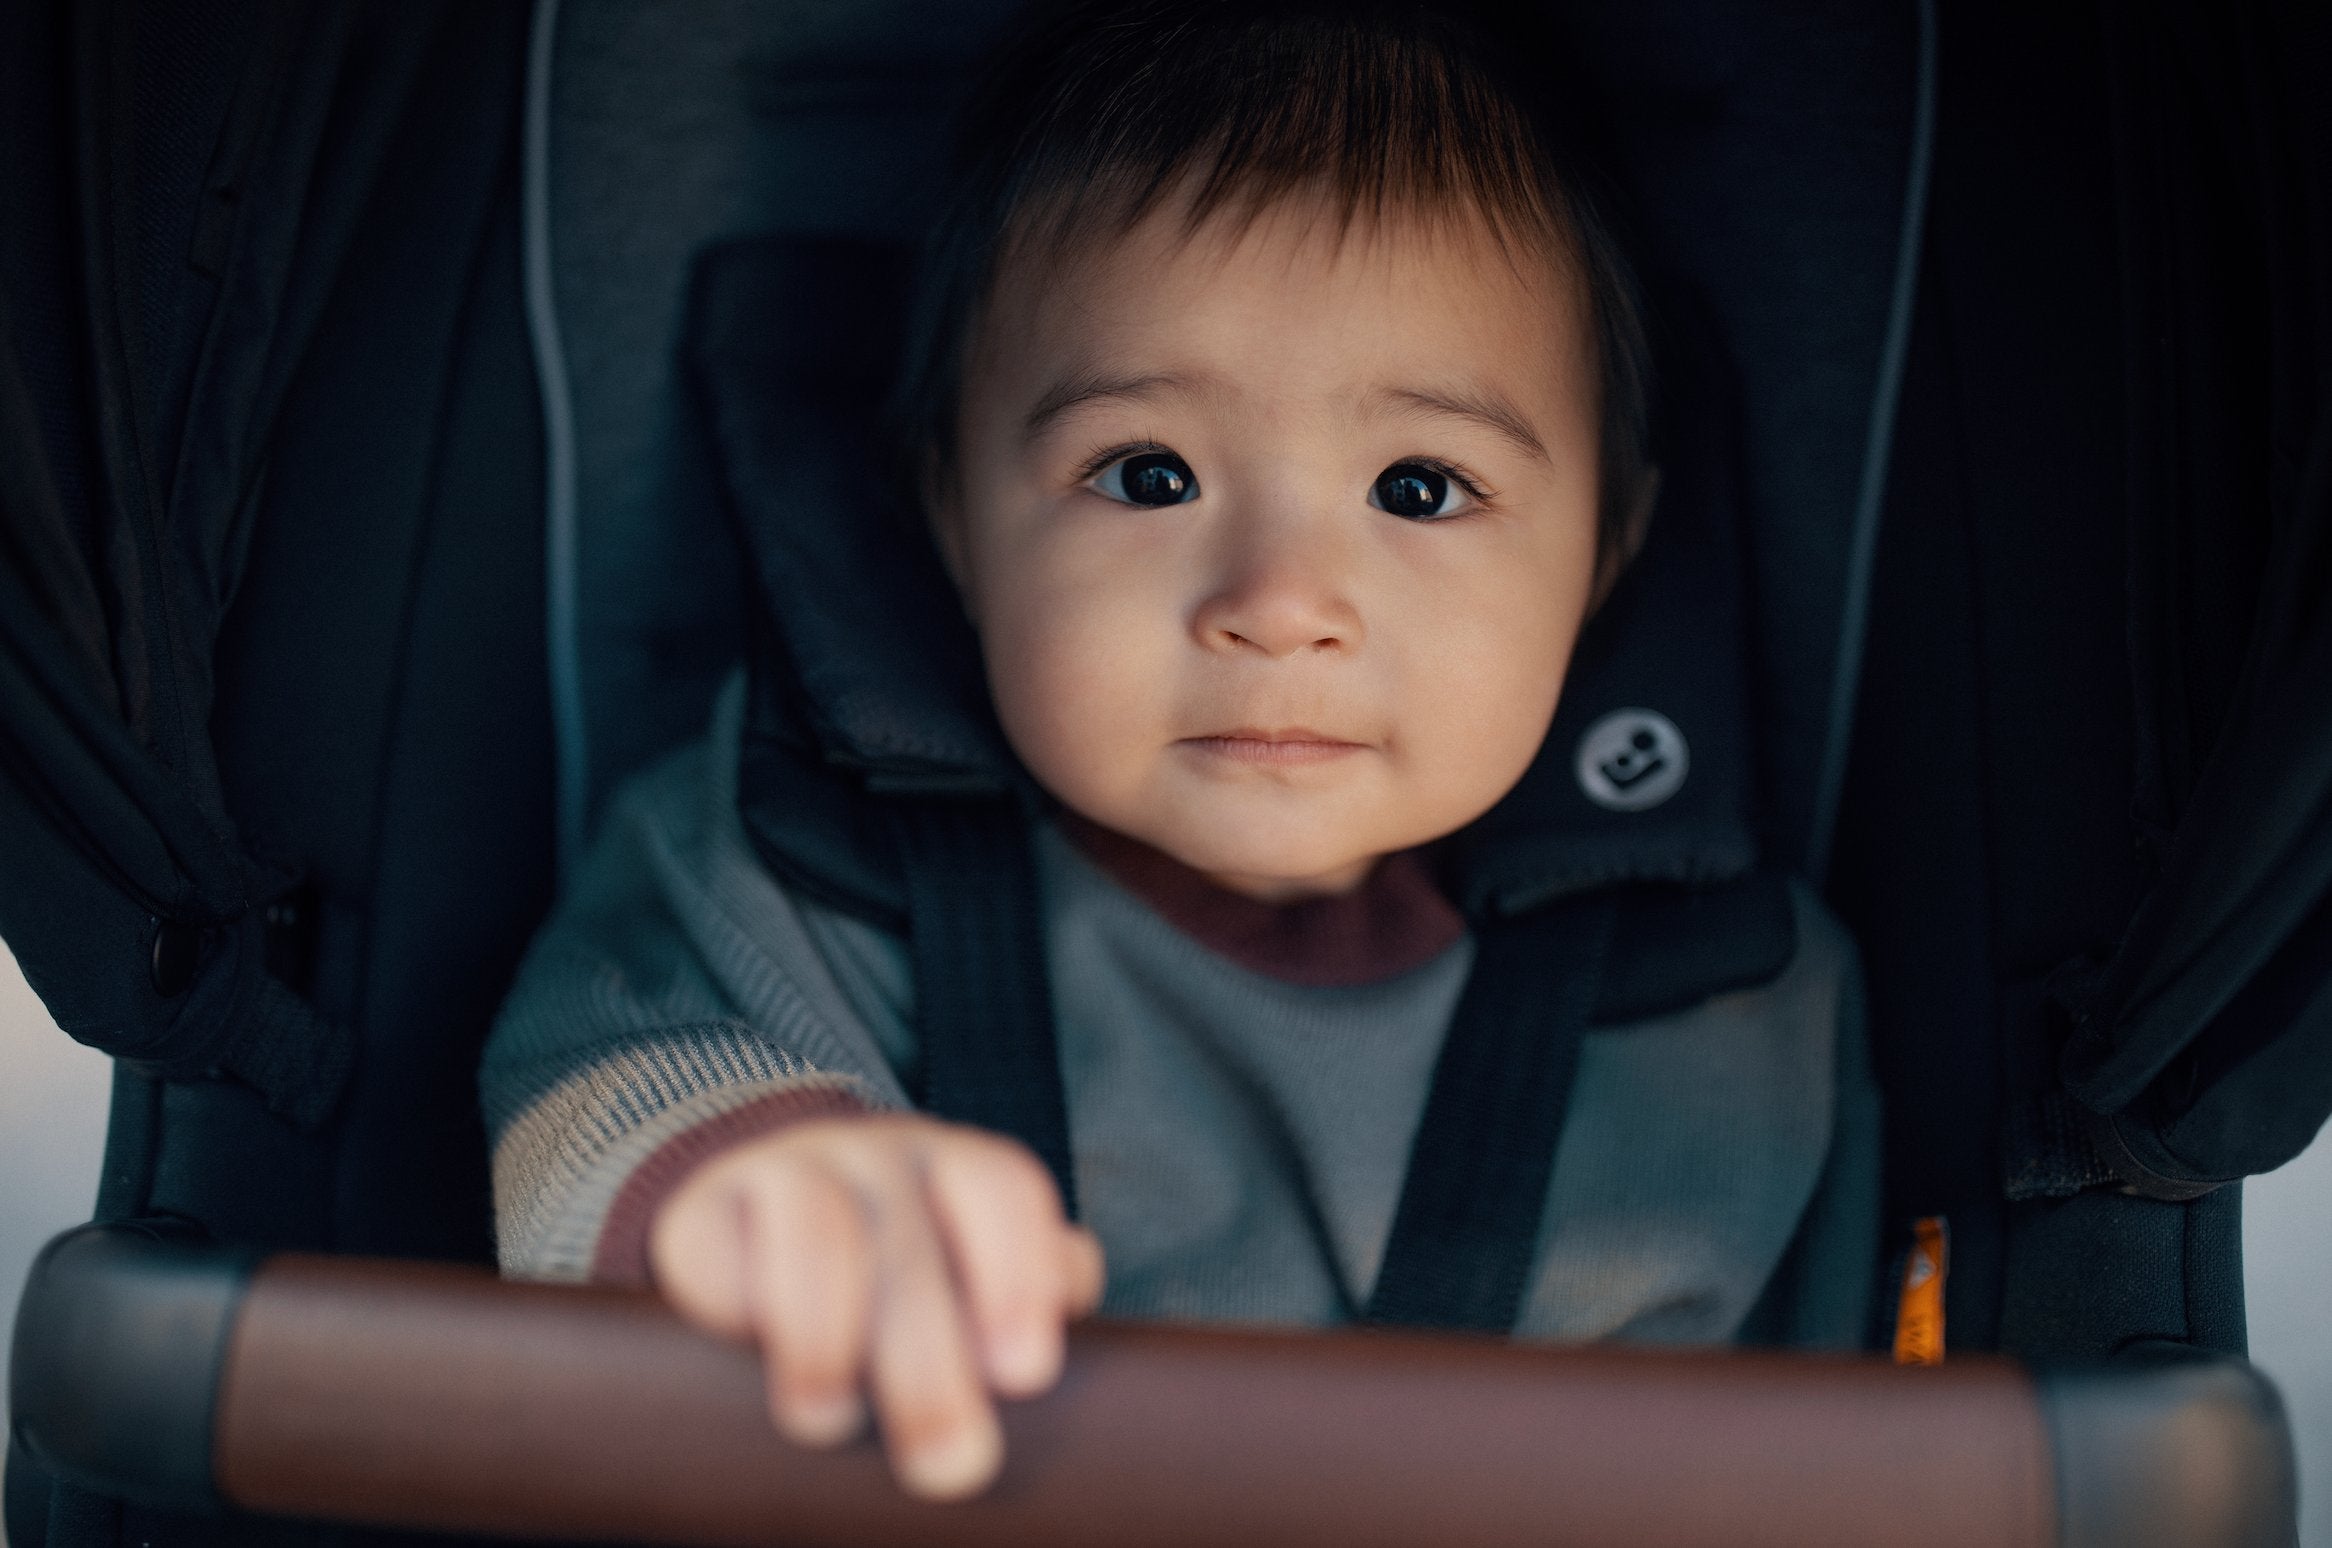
[10,1225,2297,1548]
[227,1257,2051,1548]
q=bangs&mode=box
[992,3,1574,265]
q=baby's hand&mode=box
[648,1113,1104,1500]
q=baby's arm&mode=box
[482,722,1099,1497]
[651,1114,1102,1499]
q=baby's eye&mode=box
[1369,462,1472,520]
[1094,450,1200,507]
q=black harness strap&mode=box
[892,798,1079,1219]
[1366,896,1618,1332]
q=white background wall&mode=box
[1,944,112,1548]
[2252,1135,2332,1547]
[0,941,2325,1545]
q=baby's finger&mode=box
[865,1163,1002,1500]
[925,1136,1076,1397]
[1063,1225,1106,1317]
[739,1163,872,1448]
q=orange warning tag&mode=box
[1892,1216,1949,1366]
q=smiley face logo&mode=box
[1576,709,1689,812]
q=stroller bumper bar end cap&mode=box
[9,1224,256,1513]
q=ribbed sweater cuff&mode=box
[589,1083,876,1288]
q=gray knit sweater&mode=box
[482,685,1879,1347]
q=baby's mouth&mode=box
[1176,728,1371,767]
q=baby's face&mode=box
[937,199,1603,900]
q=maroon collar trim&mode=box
[1058,816,1467,988]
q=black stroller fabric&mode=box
[2,0,2329,1544]
[2046,3,2332,1198]
[0,1,435,1130]
[4,4,551,1545]
[1828,0,2332,1358]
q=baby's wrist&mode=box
[593,1079,879,1288]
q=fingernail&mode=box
[901,1416,1003,1501]
[987,1325,1057,1394]
[780,1390,865,1447]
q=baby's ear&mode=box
[921,447,972,594]
[1589,464,1660,614]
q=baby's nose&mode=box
[1190,547,1364,658]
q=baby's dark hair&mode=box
[894,0,1653,561]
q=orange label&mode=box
[1892,1216,1949,1366]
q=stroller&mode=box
[2,1,2323,1543]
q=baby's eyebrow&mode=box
[1371,385,1552,465]
[1021,369,1207,443]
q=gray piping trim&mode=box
[1805,0,1940,881]
[522,0,588,878]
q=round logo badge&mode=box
[1575,709,1689,812]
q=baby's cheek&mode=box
[980,598,1163,812]
[1398,616,1570,828]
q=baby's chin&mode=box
[1196,857,1381,903]
[1114,809,1405,902]
[1034,757,1481,900]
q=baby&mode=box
[485,0,1872,1506]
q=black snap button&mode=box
[150,921,202,998]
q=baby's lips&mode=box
[1178,729,1373,766]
